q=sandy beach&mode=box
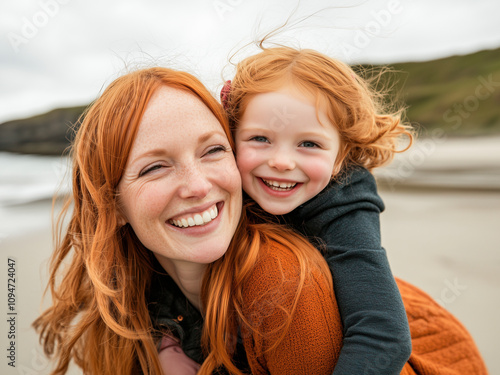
[1,136,499,374]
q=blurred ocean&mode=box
[0,152,70,238]
[0,152,70,207]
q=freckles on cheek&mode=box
[133,185,165,219]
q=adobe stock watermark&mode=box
[51,158,71,193]
[383,72,499,190]
[381,129,446,191]
[12,348,49,374]
[443,74,500,130]
[239,104,297,163]
[340,0,403,60]
[268,105,297,133]
[435,277,467,307]
[231,286,286,346]
[7,0,72,54]
[362,331,410,374]
[213,0,244,21]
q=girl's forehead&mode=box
[246,84,336,128]
[240,90,338,134]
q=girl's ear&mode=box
[332,142,347,178]
[331,164,342,178]
[331,158,343,178]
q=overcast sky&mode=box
[1,0,500,123]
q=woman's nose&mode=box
[268,151,296,172]
[178,164,212,199]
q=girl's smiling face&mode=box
[235,88,341,215]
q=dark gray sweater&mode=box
[282,166,412,375]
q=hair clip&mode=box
[220,80,232,109]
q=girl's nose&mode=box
[268,152,296,172]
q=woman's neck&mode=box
[155,256,206,311]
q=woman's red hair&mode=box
[33,67,332,374]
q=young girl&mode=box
[222,46,414,374]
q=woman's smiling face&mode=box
[117,86,242,267]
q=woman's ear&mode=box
[115,202,128,227]
[116,213,127,227]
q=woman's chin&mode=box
[196,242,231,264]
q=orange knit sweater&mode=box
[239,241,488,375]
[240,241,343,375]
[398,278,488,375]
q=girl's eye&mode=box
[300,141,320,148]
[249,136,269,143]
[139,164,164,177]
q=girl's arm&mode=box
[240,242,343,375]
[285,167,412,375]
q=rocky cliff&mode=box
[0,106,86,155]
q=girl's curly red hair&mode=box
[225,46,413,173]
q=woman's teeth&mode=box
[169,205,218,228]
[262,178,297,191]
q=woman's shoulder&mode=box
[241,239,332,304]
[239,239,343,375]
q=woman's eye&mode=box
[249,136,269,143]
[139,164,164,177]
[300,141,320,148]
[205,145,228,156]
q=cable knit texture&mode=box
[240,241,343,375]
[398,279,489,375]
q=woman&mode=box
[34,67,487,375]
[33,67,342,375]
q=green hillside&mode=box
[387,48,500,136]
[1,47,499,155]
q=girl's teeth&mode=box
[170,205,219,228]
[262,179,297,190]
